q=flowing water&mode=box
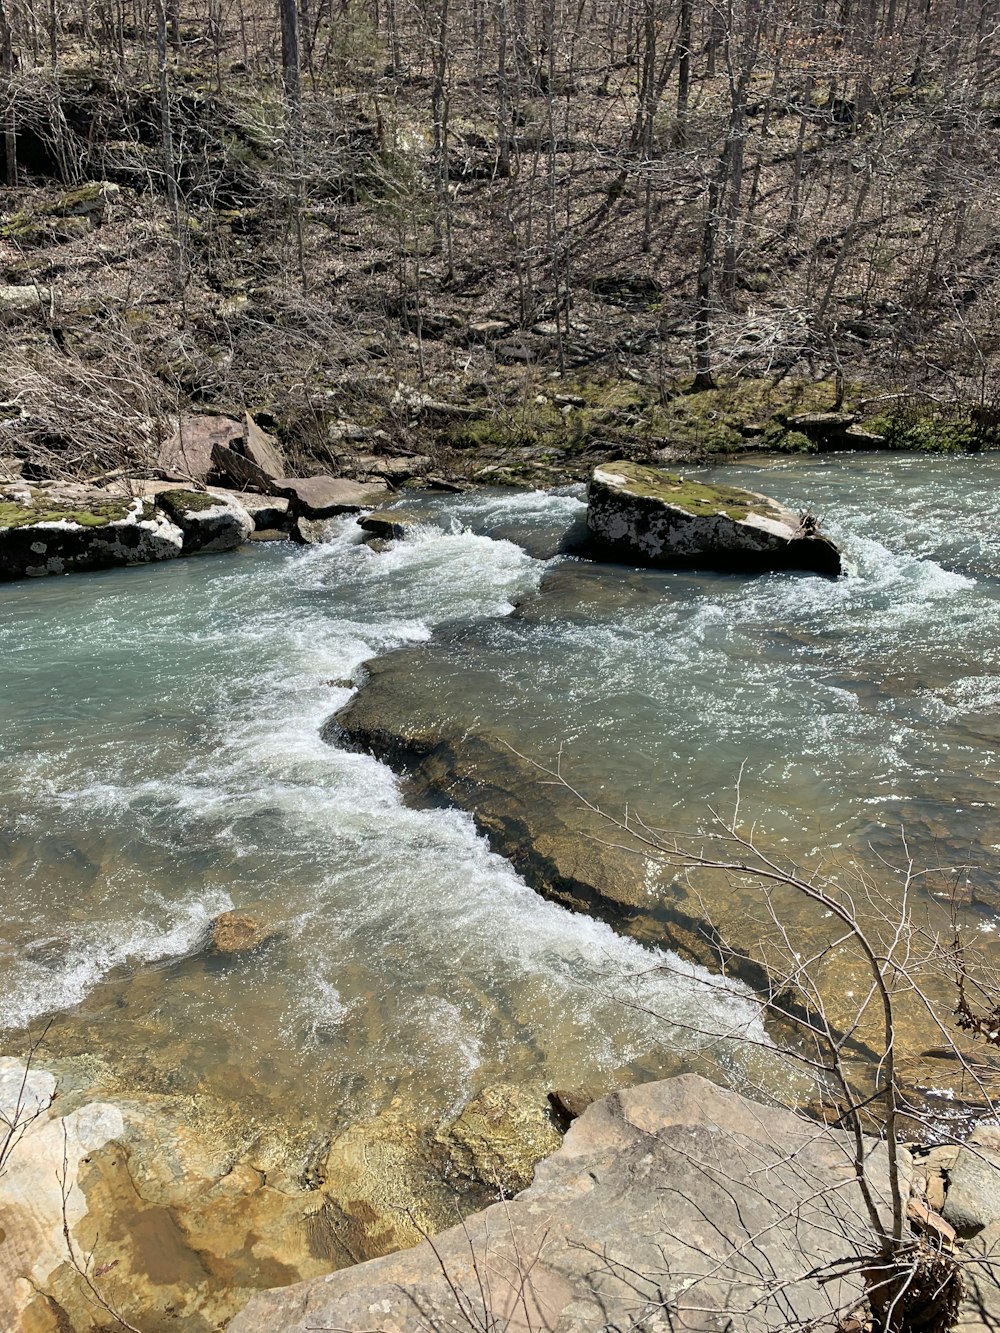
[1,453,998,1143]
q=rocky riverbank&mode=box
[0,1051,562,1332]
[5,1055,998,1333]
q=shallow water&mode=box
[2,454,998,1141]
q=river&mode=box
[1,452,997,1147]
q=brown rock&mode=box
[927,1171,947,1213]
[547,1088,593,1123]
[907,1197,956,1249]
[274,475,388,518]
[357,510,423,540]
[243,414,286,480]
[230,1074,899,1333]
[209,911,274,954]
[211,443,273,492]
[159,415,243,483]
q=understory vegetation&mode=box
[1,0,1000,479]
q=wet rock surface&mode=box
[587,461,844,575]
[0,1056,562,1333]
[229,1073,896,1333]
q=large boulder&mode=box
[159,414,243,484]
[944,1128,1000,1238]
[207,487,290,531]
[242,413,286,480]
[587,461,843,576]
[0,487,183,580]
[230,1073,895,1333]
[274,475,388,519]
[211,417,286,492]
[157,488,253,553]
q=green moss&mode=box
[597,462,765,520]
[0,496,135,528]
[158,488,219,514]
[863,413,989,453]
[762,424,818,453]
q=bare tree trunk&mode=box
[674,0,692,148]
[0,0,16,186]
[156,0,185,292]
[280,0,307,289]
[693,179,719,390]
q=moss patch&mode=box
[596,462,768,519]
[0,496,136,528]
[158,488,219,516]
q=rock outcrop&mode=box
[159,414,245,484]
[587,461,844,575]
[229,1073,897,1333]
[157,487,254,553]
[0,487,184,579]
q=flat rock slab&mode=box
[230,1073,892,1333]
[587,461,843,576]
[274,475,388,518]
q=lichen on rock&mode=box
[586,460,844,576]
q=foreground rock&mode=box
[230,1073,895,1333]
[0,487,183,579]
[0,1054,558,1333]
[587,461,844,575]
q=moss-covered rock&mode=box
[156,487,253,552]
[0,487,183,580]
[586,461,844,575]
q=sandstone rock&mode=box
[230,1074,895,1333]
[587,461,843,576]
[211,442,273,491]
[294,515,343,544]
[159,414,243,483]
[0,1059,338,1333]
[243,413,286,480]
[548,1088,593,1123]
[357,510,423,540]
[944,1141,1000,1236]
[209,910,275,954]
[156,488,253,553]
[467,318,512,340]
[275,475,388,518]
[0,489,184,580]
[352,454,432,481]
[959,1219,1000,1331]
[249,527,291,542]
[443,1084,561,1197]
